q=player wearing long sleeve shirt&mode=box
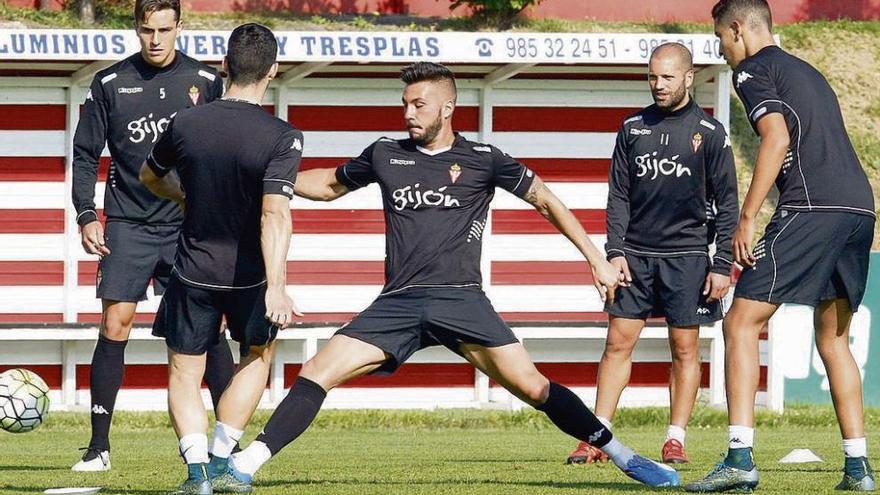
[568,43,738,467]
[69,0,234,473]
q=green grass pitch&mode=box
[0,407,877,494]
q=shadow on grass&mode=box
[0,464,62,471]
[251,477,663,492]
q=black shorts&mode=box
[96,221,178,302]
[152,275,277,356]
[337,287,519,374]
[735,210,874,309]
[606,253,722,327]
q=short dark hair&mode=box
[400,62,457,99]
[711,0,773,30]
[226,23,278,86]
[134,0,180,25]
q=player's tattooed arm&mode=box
[522,175,620,302]
[294,168,351,201]
[139,162,185,210]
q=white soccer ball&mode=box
[0,368,50,433]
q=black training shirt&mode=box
[605,99,739,274]
[147,100,303,289]
[733,45,874,217]
[72,51,224,227]
[335,134,535,295]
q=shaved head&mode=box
[648,43,694,111]
[650,42,694,71]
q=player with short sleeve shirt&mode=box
[567,43,739,468]
[222,62,682,491]
[686,2,877,492]
[68,0,234,473]
[139,24,302,495]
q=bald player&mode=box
[686,1,876,492]
[566,43,738,467]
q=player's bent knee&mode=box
[298,359,337,389]
[246,342,275,362]
[100,322,132,341]
[515,376,550,405]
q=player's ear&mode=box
[442,99,454,120]
[221,57,230,78]
[731,20,743,42]
[684,68,694,90]
[266,62,279,81]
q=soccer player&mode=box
[140,23,302,495]
[686,1,876,492]
[566,42,738,466]
[70,0,235,472]
[217,61,681,491]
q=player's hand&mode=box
[590,259,620,304]
[264,287,303,330]
[80,220,110,256]
[703,271,731,303]
[610,256,631,287]
[732,218,757,268]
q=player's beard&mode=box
[410,110,444,146]
[653,82,689,111]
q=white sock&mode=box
[597,416,613,431]
[600,437,635,469]
[211,422,245,459]
[231,440,272,476]
[179,433,209,464]
[666,425,686,445]
[728,425,755,449]
[843,438,868,458]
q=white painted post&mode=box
[61,340,77,407]
[766,313,785,412]
[714,67,732,133]
[270,339,286,404]
[707,321,726,406]
[474,83,494,405]
[63,84,82,323]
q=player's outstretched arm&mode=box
[139,162,185,210]
[523,176,620,303]
[293,168,351,201]
[261,194,302,329]
[733,113,789,267]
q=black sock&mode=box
[535,381,613,448]
[204,339,235,412]
[255,376,327,455]
[88,335,127,451]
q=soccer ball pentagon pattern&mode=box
[0,368,50,433]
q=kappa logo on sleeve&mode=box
[291,138,302,151]
[736,71,754,88]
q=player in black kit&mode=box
[70,0,234,472]
[567,43,738,467]
[687,1,876,492]
[220,62,681,491]
[140,24,302,495]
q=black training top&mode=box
[335,134,535,295]
[146,100,303,289]
[733,45,875,218]
[605,98,739,275]
[72,51,224,227]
